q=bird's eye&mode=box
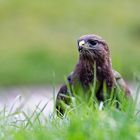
[88,40,97,46]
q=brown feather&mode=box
[56,34,132,116]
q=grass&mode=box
[0,0,140,85]
[0,1,139,138]
[0,84,139,140]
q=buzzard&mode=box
[56,34,132,116]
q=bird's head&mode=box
[77,34,110,63]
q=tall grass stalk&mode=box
[0,85,139,140]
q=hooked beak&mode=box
[79,40,86,47]
[78,40,89,52]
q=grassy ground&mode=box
[0,0,140,85]
[0,90,139,140]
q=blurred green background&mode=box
[0,0,140,86]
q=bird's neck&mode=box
[73,57,115,89]
[73,59,95,87]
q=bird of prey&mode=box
[56,34,132,116]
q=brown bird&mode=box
[56,34,132,115]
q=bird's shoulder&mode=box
[67,72,74,83]
[112,69,128,89]
[112,69,125,85]
[112,70,122,80]
[112,69,132,97]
